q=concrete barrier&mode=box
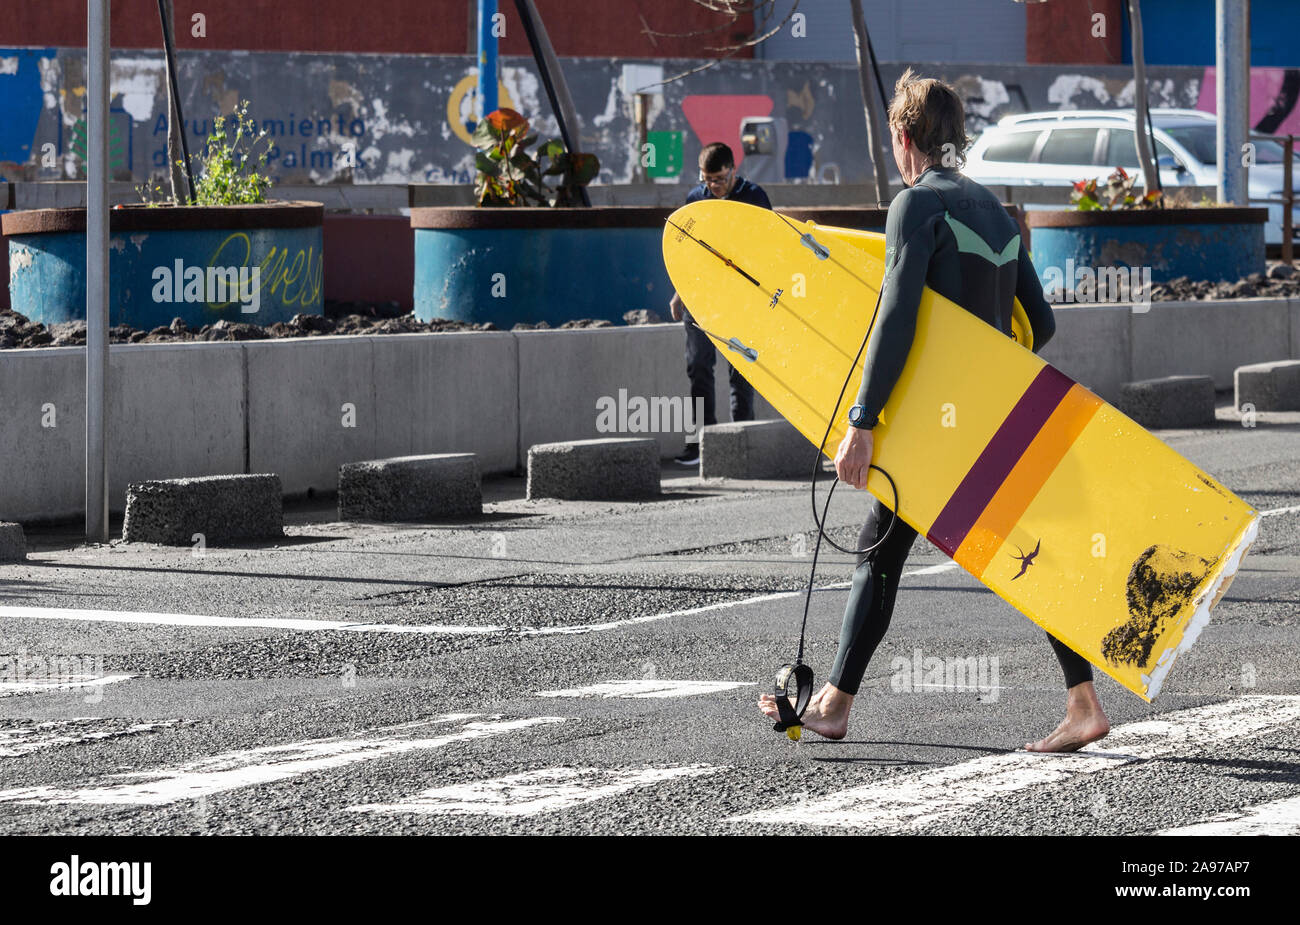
[0,522,26,562]
[1129,298,1292,390]
[246,332,517,495]
[1115,375,1216,428]
[339,453,480,521]
[515,324,778,465]
[1,298,1298,523]
[1234,359,1300,411]
[526,438,659,500]
[0,343,246,522]
[122,474,283,545]
[700,419,818,479]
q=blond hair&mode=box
[887,68,970,168]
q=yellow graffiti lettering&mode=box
[205,231,323,311]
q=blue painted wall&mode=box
[1122,1,1300,67]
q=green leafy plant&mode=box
[472,108,599,207]
[191,101,274,205]
[1071,166,1162,211]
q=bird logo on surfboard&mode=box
[1010,539,1041,580]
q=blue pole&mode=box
[478,0,499,120]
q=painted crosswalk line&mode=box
[0,675,133,698]
[0,719,176,759]
[0,714,561,806]
[1158,793,1300,836]
[536,680,754,699]
[728,695,1300,830]
[0,559,967,642]
[351,765,723,817]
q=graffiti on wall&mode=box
[4,49,1295,189]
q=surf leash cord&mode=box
[777,237,900,741]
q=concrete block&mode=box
[1115,375,1216,428]
[123,474,283,545]
[700,419,817,479]
[0,522,27,562]
[526,438,659,500]
[1234,359,1300,411]
[339,453,481,521]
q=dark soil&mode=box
[0,300,645,350]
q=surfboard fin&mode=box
[800,233,829,260]
[726,337,758,362]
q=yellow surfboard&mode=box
[663,199,1258,702]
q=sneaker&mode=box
[674,447,700,466]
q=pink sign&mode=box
[681,95,775,168]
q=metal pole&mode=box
[86,0,110,543]
[850,0,890,204]
[477,0,498,120]
[1216,0,1250,204]
[157,0,195,202]
[1284,135,1294,266]
[1126,0,1159,193]
[512,0,589,206]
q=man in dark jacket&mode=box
[668,142,772,465]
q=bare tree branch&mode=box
[639,0,801,90]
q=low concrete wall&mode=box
[0,298,1296,522]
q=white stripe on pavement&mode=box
[1157,793,1300,836]
[728,695,1300,830]
[0,720,175,759]
[536,680,755,699]
[1260,504,1300,517]
[351,765,722,817]
[0,674,133,698]
[0,714,560,806]
[0,560,964,640]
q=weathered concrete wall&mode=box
[1,299,1296,522]
[8,47,1297,191]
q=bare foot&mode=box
[757,682,853,740]
[1025,681,1110,753]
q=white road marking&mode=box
[0,720,175,758]
[1157,793,1300,836]
[536,679,755,699]
[0,675,133,698]
[0,558,963,640]
[0,714,561,806]
[728,695,1300,830]
[1260,504,1300,517]
[351,765,722,817]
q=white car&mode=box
[964,109,1299,246]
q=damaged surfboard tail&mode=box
[1142,514,1259,701]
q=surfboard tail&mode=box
[1142,514,1259,701]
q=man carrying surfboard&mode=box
[668,142,772,466]
[758,70,1112,753]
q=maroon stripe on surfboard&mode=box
[925,365,1075,556]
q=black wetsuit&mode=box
[828,165,1093,695]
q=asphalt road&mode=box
[1,404,1298,838]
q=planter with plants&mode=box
[1026,168,1268,293]
[2,103,324,330]
[412,108,670,327]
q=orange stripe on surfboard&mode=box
[954,384,1104,578]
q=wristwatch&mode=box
[847,404,873,429]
